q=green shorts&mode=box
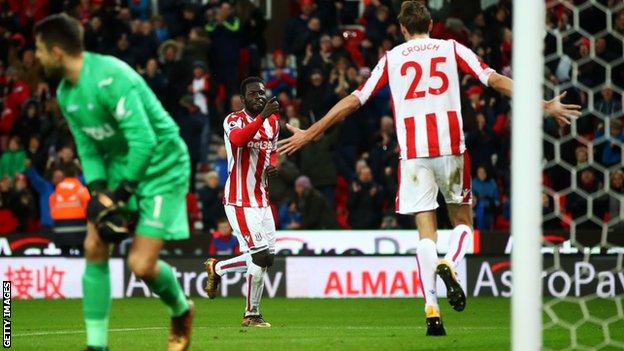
[134,187,189,241]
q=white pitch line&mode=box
[13,325,510,337]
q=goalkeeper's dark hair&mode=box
[240,76,264,96]
[34,13,84,56]
[397,0,431,35]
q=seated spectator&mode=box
[299,123,339,208]
[348,165,382,229]
[278,200,302,230]
[0,136,26,179]
[183,27,210,67]
[542,192,563,230]
[0,176,17,234]
[566,169,608,231]
[595,86,621,116]
[111,33,137,68]
[26,135,46,173]
[49,166,89,256]
[198,171,225,231]
[295,176,338,229]
[472,165,499,230]
[265,49,296,97]
[209,218,239,256]
[601,119,624,167]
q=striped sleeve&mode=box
[351,54,389,105]
[452,40,495,86]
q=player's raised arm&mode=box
[277,54,389,155]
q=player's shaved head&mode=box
[34,13,84,57]
[398,0,431,35]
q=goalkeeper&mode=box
[34,14,194,351]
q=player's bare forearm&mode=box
[488,73,512,97]
[307,95,361,140]
[277,95,360,155]
[487,72,580,125]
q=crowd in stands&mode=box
[0,0,621,247]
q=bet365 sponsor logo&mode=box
[246,140,274,150]
[469,257,624,297]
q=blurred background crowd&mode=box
[0,0,621,252]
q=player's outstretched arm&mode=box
[277,94,360,155]
[487,72,581,126]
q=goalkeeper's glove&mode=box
[86,179,137,243]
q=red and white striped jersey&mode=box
[352,38,495,159]
[223,110,279,208]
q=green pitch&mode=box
[11,297,622,350]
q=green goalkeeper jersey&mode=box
[56,52,190,198]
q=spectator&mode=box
[159,39,188,114]
[183,27,211,67]
[206,2,241,100]
[9,49,45,92]
[299,125,340,207]
[0,175,17,234]
[466,113,500,173]
[209,218,239,256]
[269,154,300,208]
[278,200,302,230]
[188,61,213,115]
[601,119,624,167]
[49,166,89,256]
[542,192,563,230]
[472,165,500,230]
[264,49,297,97]
[284,0,317,54]
[212,145,229,188]
[0,136,27,179]
[198,171,225,231]
[380,215,400,229]
[12,99,43,145]
[347,165,382,229]
[595,86,621,117]
[300,70,336,123]
[3,67,31,118]
[177,96,209,191]
[83,16,109,53]
[141,58,168,103]
[364,4,393,47]
[111,33,137,68]
[294,175,338,229]
[12,173,37,232]
[130,20,160,67]
[26,136,46,173]
[25,159,62,231]
[151,15,169,43]
[566,169,608,230]
[46,145,80,178]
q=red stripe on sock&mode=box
[452,231,468,262]
[222,261,247,270]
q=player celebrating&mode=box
[34,14,194,350]
[204,77,280,328]
[278,1,581,336]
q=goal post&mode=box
[511,1,545,350]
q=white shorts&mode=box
[396,153,472,214]
[224,205,276,253]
